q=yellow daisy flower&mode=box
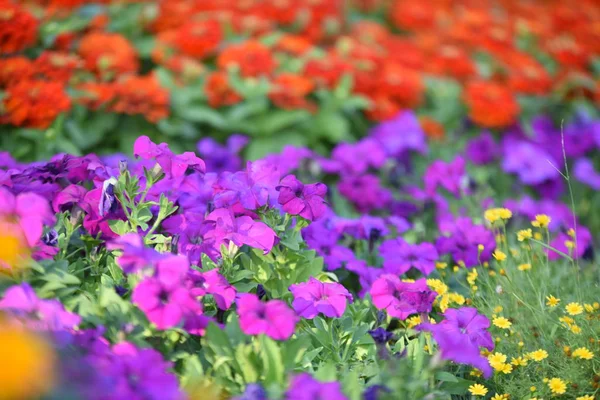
[468,383,488,396]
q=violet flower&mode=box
[417,307,494,378]
[107,233,163,274]
[285,373,348,400]
[574,158,600,190]
[436,217,495,268]
[379,238,439,276]
[370,111,428,158]
[501,139,559,185]
[289,277,353,319]
[370,275,436,320]
[0,283,81,331]
[424,156,467,197]
[276,175,327,221]
[197,134,247,174]
[465,131,498,165]
[107,342,184,400]
[237,293,297,340]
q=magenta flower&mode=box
[417,307,494,378]
[108,342,184,400]
[424,156,467,197]
[132,255,201,330]
[285,373,348,400]
[188,269,236,310]
[0,283,81,331]
[133,135,205,179]
[289,277,353,319]
[0,187,55,247]
[379,238,439,276]
[52,184,87,213]
[212,160,281,210]
[276,175,328,221]
[236,293,297,340]
[203,208,277,256]
[436,217,495,268]
[107,233,162,274]
[370,275,436,320]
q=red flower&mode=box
[217,40,276,77]
[204,71,242,108]
[463,80,520,129]
[0,57,34,88]
[390,0,438,32]
[0,2,38,54]
[1,80,71,129]
[78,32,138,79]
[303,53,352,89]
[76,82,116,110]
[269,73,315,111]
[377,63,423,109]
[34,51,83,83]
[159,19,222,60]
[110,75,170,122]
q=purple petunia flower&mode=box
[132,255,201,330]
[188,269,236,310]
[574,158,600,190]
[370,275,436,320]
[213,160,281,210]
[237,293,298,340]
[424,156,467,197]
[329,138,387,175]
[436,217,495,268]
[0,283,81,331]
[370,110,428,158]
[197,135,247,174]
[289,277,353,319]
[379,238,439,276]
[368,327,393,344]
[203,208,277,257]
[285,373,348,400]
[0,187,55,247]
[106,342,185,400]
[107,233,163,274]
[548,225,593,261]
[417,307,494,378]
[133,136,205,180]
[338,174,392,213]
[276,175,328,221]
[52,184,87,213]
[465,131,498,165]
[234,383,267,400]
[501,139,560,185]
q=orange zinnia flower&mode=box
[34,51,83,83]
[378,63,424,109]
[217,40,276,77]
[161,19,222,60]
[464,80,520,129]
[269,73,315,111]
[0,2,38,54]
[204,71,242,108]
[110,74,169,122]
[78,32,138,80]
[1,80,71,129]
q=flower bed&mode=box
[1,1,600,400]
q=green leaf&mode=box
[178,107,227,128]
[259,336,284,386]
